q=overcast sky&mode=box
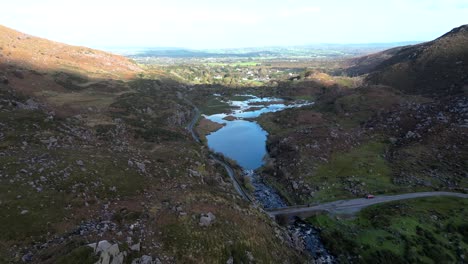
[1,0,467,49]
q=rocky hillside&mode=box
[348,25,468,96]
[0,24,147,120]
[254,26,468,261]
[0,25,142,79]
[0,26,306,263]
[259,25,468,205]
[343,46,407,76]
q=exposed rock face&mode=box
[88,240,126,264]
[130,242,140,252]
[16,99,40,110]
[135,162,146,173]
[21,252,33,262]
[199,212,216,227]
[131,255,161,264]
[86,240,162,264]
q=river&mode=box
[203,94,334,263]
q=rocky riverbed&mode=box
[200,94,335,263]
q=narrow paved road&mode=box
[182,95,468,219]
[210,155,252,201]
[267,192,468,218]
[181,95,201,144]
[183,95,251,201]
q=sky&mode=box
[1,0,467,49]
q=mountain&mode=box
[0,25,141,79]
[347,25,468,95]
[343,46,408,76]
[0,25,304,264]
[0,24,147,114]
[254,26,468,262]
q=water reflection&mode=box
[205,95,312,170]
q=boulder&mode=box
[131,255,161,264]
[135,162,146,173]
[88,240,126,264]
[130,243,140,252]
[199,212,216,227]
[292,181,299,190]
[21,252,33,262]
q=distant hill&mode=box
[0,25,142,79]
[128,43,420,59]
[343,46,408,76]
[131,48,277,58]
[349,25,468,95]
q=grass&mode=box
[55,246,98,264]
[233,61,260,67]
[0,147,146,242]
[228,95,255,101]
[37,240,99,264]
[290,95,316,101]
[263,176,296,205]
[307,197,468,263]
[204,61,261,67]
[333,93,377,128]
[158,208,303,263]
[305,140,398,203]
[0,42,312,263]
[42,90,119,109]
[0,102,147,245]
[197,96,232,115]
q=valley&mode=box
[0,21,467,264]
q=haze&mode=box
[2,0,468,49]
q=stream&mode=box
[203,95,334,263]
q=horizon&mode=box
[96,40,423,51]
[1,0,467,49]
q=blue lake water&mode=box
[203,95,332,262]
[206,120,268,170]
[205,95,312,170]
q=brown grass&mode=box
[0,25,142,79]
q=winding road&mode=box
[210,155,252,201]
[181,95,201,144]
[267,192,468,218]
[182,95,467,218]
[183,94,252,201]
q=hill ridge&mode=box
[0,24,142,79]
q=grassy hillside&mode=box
[0,25,305,263]
[307,197,468,263]
[254,25,468,263]
[364,25,468,95]
[0,25,142,79]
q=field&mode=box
[307,197,468,263]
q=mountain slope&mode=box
[344,46,407,76]
[363,25,468,95]
[0,25,141,79]
[0,26,306,263]
[253,26,468,261]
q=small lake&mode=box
[205,95,311,170]
[202,94,334,263]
